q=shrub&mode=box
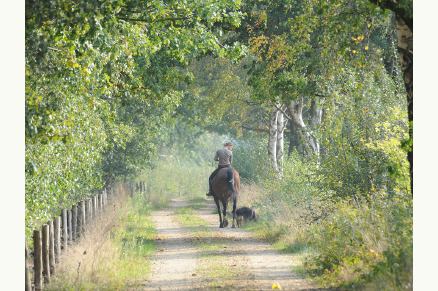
[305,192,412,289]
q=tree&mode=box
[25,0,247,239]
[367,0,412,195]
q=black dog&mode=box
[235,207,257,228]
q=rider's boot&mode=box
[206,184,213,196]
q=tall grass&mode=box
[46,185,157,290]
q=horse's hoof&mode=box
[231,225,235,228]
[223,218,228,227]
[220,224,224,228]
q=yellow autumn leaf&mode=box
[272,283,282,289]
[365,46,369,50]
[352,50,356,53]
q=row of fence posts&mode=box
[135,181,146,197]
[25,188,114,291]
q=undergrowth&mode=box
[237,179,412,290]
[46,185,157,290]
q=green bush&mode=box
[305,192,412,289]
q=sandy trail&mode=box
[141,198,324,290]
[142,199,201,290]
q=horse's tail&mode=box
[226,168,236,196]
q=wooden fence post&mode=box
[25,243,32,291]
[42,224,50,283]
[33,230,42,291]
[93,195,98,219]
[78,200,85,237]
[54,216,61,263]
[103,190,107,210]
[72,205,77,241]
[90,196,94,220]
[67,209,72,244]
[61,209,68,251]
[98,194,103,217]
[48,220,55,275]
[86,198,92,225]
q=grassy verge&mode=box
[46,188,157,290]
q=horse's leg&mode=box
[221,198,228,227]
[231,195,237,228]
[214,196,223,228]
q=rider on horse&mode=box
[206,142,234,197]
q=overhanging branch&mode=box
[367,0,412,31]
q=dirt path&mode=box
[141,198,324,290]
[142,199,201,290]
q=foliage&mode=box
[25,0,246,239]
[305,192,412,289]
[316,60,410,198]
[179,56,259,136]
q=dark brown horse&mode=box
[211,167,240,228]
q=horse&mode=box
[211,167,240,228]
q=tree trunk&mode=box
[309,98,323,129]
[268,107,279,172]
[396,17,413,195]
[276,109,285,174]
[285,98,320,157]
[288,121,300,156]
[367,0,412,196]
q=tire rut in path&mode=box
[141,198,325,290]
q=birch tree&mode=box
[267,105,286,175]
[285,98,320,157]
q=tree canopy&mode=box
[25,0,247,236]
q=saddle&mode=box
[212,167,234,184]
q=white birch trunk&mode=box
[310,98,324,129]
[268,107,279,172]
[276,109,285,175]
[285,98,320,157]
